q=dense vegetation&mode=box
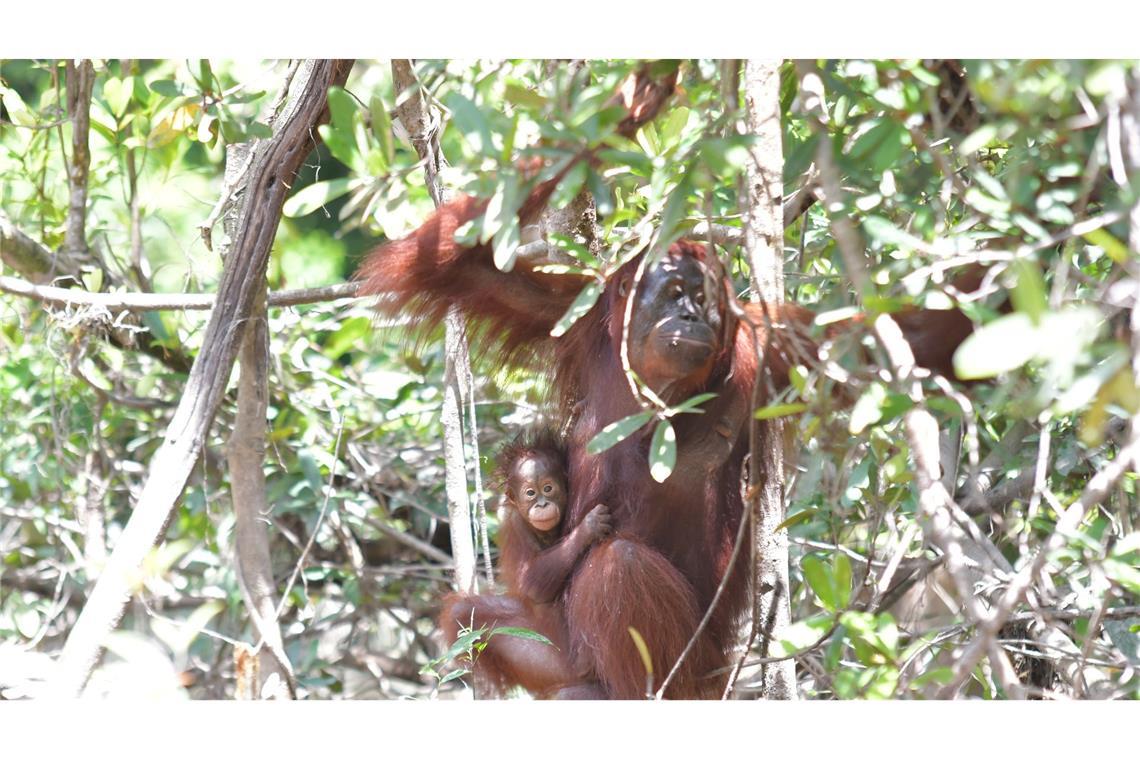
[1,59,1138,699]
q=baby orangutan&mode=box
[439,428,612,698]
[497,430,612,603]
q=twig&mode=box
[63,60,94,258]
[0,275,361,311]
[391,59,480,597]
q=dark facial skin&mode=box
[626,253,723,398]
[509,453,568,537]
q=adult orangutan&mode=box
[357,63,974,698]
[359,212,973,698]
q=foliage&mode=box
[1,59,1139,700]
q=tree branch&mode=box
[49,59,354,697]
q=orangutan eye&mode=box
[525,488,536,498]
[671,285,684,299]
[695,291,705,306]
[543,484,553,493]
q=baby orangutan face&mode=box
[509,453,567,535]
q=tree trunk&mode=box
[742,59,797,700]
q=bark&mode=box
[63,60,94,258]
[742,59,797,700]
[49,59,353,697]
[391,59,481,595]
[0,212,57,281]
[224,141,296,700]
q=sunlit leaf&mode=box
[648,419,676,483]
[283,178,357,217]
[769,615,833,658]
[443,92,495,157]
[959,124,999,156]
[849,383,888,435]
[1082,227,1132,265]
[754,402,807,420]
[325,86,357,131]
[551,280,603,338]
[586,410,654,455]
[954,306,1103,380]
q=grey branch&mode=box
[49,59,354,697]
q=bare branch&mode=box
[391,59,482,596]
[49,59,354,697]
[63,60,94,258]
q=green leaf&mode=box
[102,76,134,119]
[282,178,356,217]
[775,508,817,531]
[326,86,358,131]
[953,307,1103,380]
[802,553,851,613]
[586,410,655,455]
[1008,258,1047,325]
[149,79,182,98]
[659,106,691,147]
[784,132,820,181]
[503,82,549,110]
[441,628,487,662]
[953,312,1042,379]
[550,280,603,338]
[672,392,718,413]
[370,95,394,165]
[648,419,677,483]
[964,186,1010,218]
[814,306,861,326]
[1082,227,1132,265]
[849,382,888,435]
[325,316,371,360]
[699,136,757,176]
[550,160,589,209]
[443,92,495,157]
[849,119,907,173]
[834,554,853,610]
[656,170,694,247]
[438,669,471,685]
[489,626,554,646]
[754,402,808,420]
[318,123,359,170]
[863,215,925,251]
[587,167,614,217]
[1104,559,1140,596]
[247,122,273,140]
[1104,618,1140,668]
[81,268,104,293]
[769,614,833,658]
[959,124,999,156]
[492,218,522,272]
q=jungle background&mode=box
[1,58,1139,700]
